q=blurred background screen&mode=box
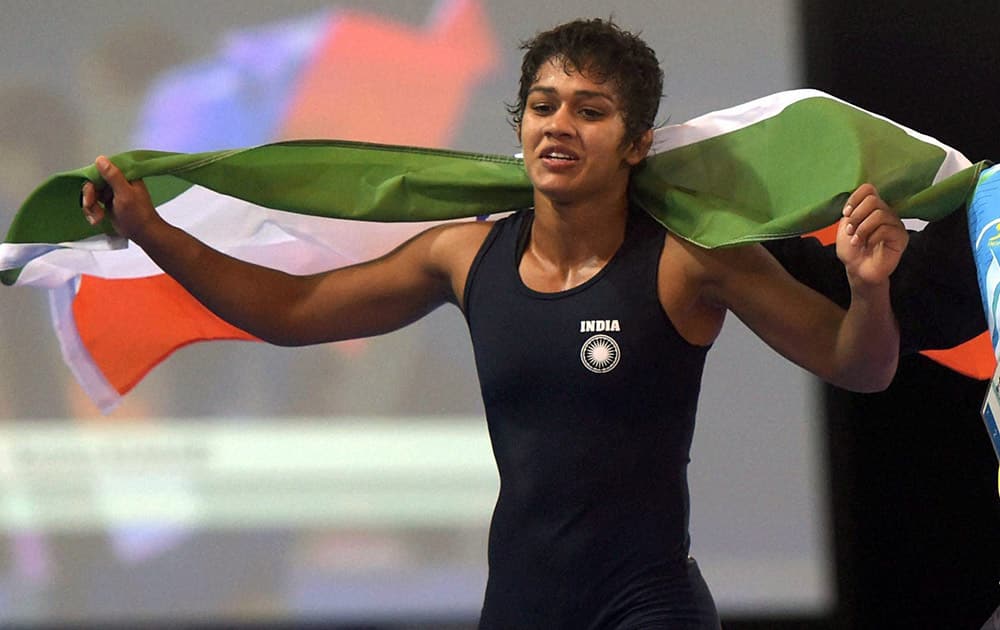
[0,0,831,626]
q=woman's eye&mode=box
[531,103,553,114]
[580,108,604,119]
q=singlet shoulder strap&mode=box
[462,210,531,319]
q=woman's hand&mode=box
[837,183,909,288]
[81,156,164,242]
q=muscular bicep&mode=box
[763,238,850,308]
[698,242,849,380]
[262,221,491,346]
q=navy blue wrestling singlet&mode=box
[463,208,720,629]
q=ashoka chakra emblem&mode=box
[580,334,620,373]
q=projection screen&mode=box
[0,0,830,624]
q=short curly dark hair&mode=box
[508,18,664,146]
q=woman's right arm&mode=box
[82,156,486,346]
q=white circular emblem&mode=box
[580,334,621,373]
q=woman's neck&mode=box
[517,191,630,292]
[529,190,630,265]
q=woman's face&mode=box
[518,58,647,207]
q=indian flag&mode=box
[0,90,991,412]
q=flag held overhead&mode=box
[0,90,992,410]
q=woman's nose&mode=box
[544,105,574,137]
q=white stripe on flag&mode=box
[14,185,462,287]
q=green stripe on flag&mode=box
[0,141,534,285]
[634,97,985,246]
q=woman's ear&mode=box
[625,128,654,166]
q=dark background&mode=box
[804,0,1000,628]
